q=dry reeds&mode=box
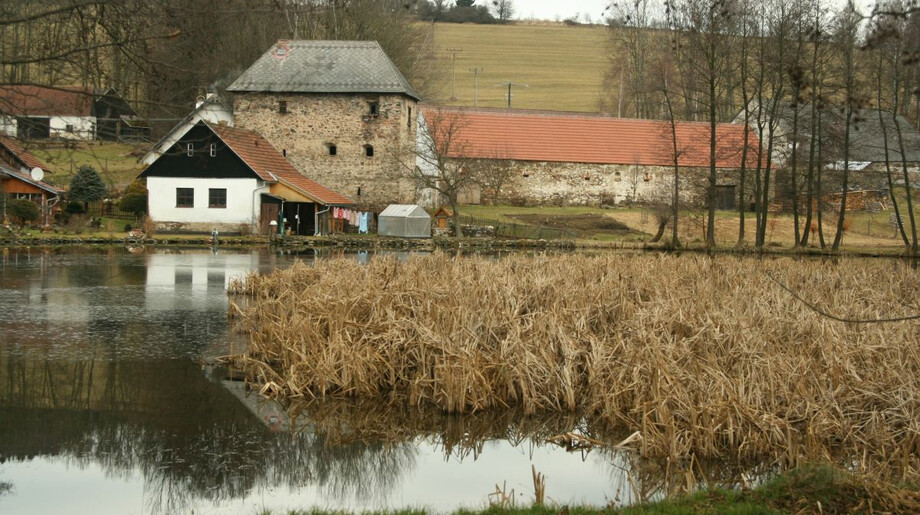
[228,253,920,481]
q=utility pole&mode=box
[446,47,463,100]
[469,67,483,107]
[497,82,529,109]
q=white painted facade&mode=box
[0,116,16,137]
[49,116,95,140]
[147,176,264,227]
[0,115,96,140]
[414,112,441,209]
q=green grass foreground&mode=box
[270,465,919,515]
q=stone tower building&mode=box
[228,40,420,209]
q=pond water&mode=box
[0,247,656,515]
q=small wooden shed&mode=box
[433,207,453,230]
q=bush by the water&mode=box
[229,253,920,481]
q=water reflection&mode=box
[0,247,779,514]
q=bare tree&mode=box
[472,154,517,205]
[396,108,479,236]
[867,1,919,255]
[674,0,739,249]
[603,0,657,118]
[491,0,515,23]
[831,4,864,251]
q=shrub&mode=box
[65,201,85,214]
[7,199,40,228]
[118,180,147,218]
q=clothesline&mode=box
[332,207,371,234]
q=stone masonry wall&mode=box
[499,160,728,207]
[234,92,418,209]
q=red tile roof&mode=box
[207,122,354,206]
[0,85,94,117]
[0,134,52,172]
[421,107,759,169]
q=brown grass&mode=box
[228,253,920,481]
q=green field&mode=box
[430,22,609,112]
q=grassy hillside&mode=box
[430,22,609,112]
[30,141,146,192]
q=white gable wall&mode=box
[50,116,95,140]
[142,103,234,165]
[147,176,261,229]
[0,116,17,137]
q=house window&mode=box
[279,100,287,114]
[408,106,412,129]
[326,143,337,156]
[209,188,227,208]
[187,143,194,157]
[368,101,379,118]
[209,143,217,157]
[364,144,374,158]
[614,171,622,182]
[65,124,74,133]
[176,188,194,207]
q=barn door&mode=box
[715,185,736,211]
[260,200,280,235]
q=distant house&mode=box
[228,40,420,209]
[736,102,920,196]
[0,134,63,225]
[0,85,149,141]
[141,93,234,165]
[420,107,758,209]
[139,121,353,235]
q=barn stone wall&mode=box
[233,92,418,209]
[488,160,731,207]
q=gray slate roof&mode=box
[228,40,420,100]
[774,103,920,163]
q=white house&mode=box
[0,85,147,141]
[139,121,353,235]
[141,93,234,165]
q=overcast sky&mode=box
[515,0,611,22]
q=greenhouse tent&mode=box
[378,204,431,238]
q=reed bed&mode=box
[227,253,920,480]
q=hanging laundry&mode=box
[358,212,369,234]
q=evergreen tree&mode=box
[69,166,107,206]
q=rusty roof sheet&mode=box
[207,122,354,206]
[421,107,758,169]
[0,85,94,117]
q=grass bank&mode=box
[228,253,920,482]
